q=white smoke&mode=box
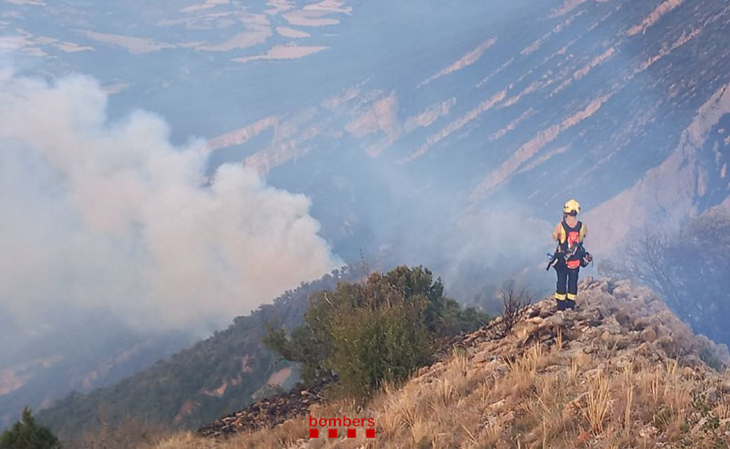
[0,70,341,332]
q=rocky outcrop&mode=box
[449,276,729,367]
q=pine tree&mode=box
[0,407,61,449]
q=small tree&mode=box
[599,211,730,346]
[264,266,489,398]
[597,230,683,311]
[0,407,61,449]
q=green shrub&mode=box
[263,321,330,384]
[327,299,432,398]
[264,266,489,398]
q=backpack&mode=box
[557,220,586,269]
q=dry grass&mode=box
[568,357,580,384]
[581,369,611,433]
[66,415,172,449]
[150,342,728,449]
[152,420,311,449]
[623,384,634,435]
[154,432,216,449]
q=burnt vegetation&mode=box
[492,282,533,339]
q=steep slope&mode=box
[587,83,730,255]
[159,278,730,448]
[226,0,730,260]
[0,324,192,431]
[35,267,361,441]
[4,0,729,263]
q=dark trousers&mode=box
[554,261,579,301]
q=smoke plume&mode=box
[0,70,340,333]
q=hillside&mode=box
[5,0,730,432]
[4,0,730,263]
[0,316,198,431]
[35,266,362,442]
[154,278,730,448]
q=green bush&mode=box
[263,321,330,384]
[0,408,61,449]
[264,266,489,398]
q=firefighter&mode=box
[550,199,592,310]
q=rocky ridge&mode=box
[449,276,729,368]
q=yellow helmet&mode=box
[563,199,581,215]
